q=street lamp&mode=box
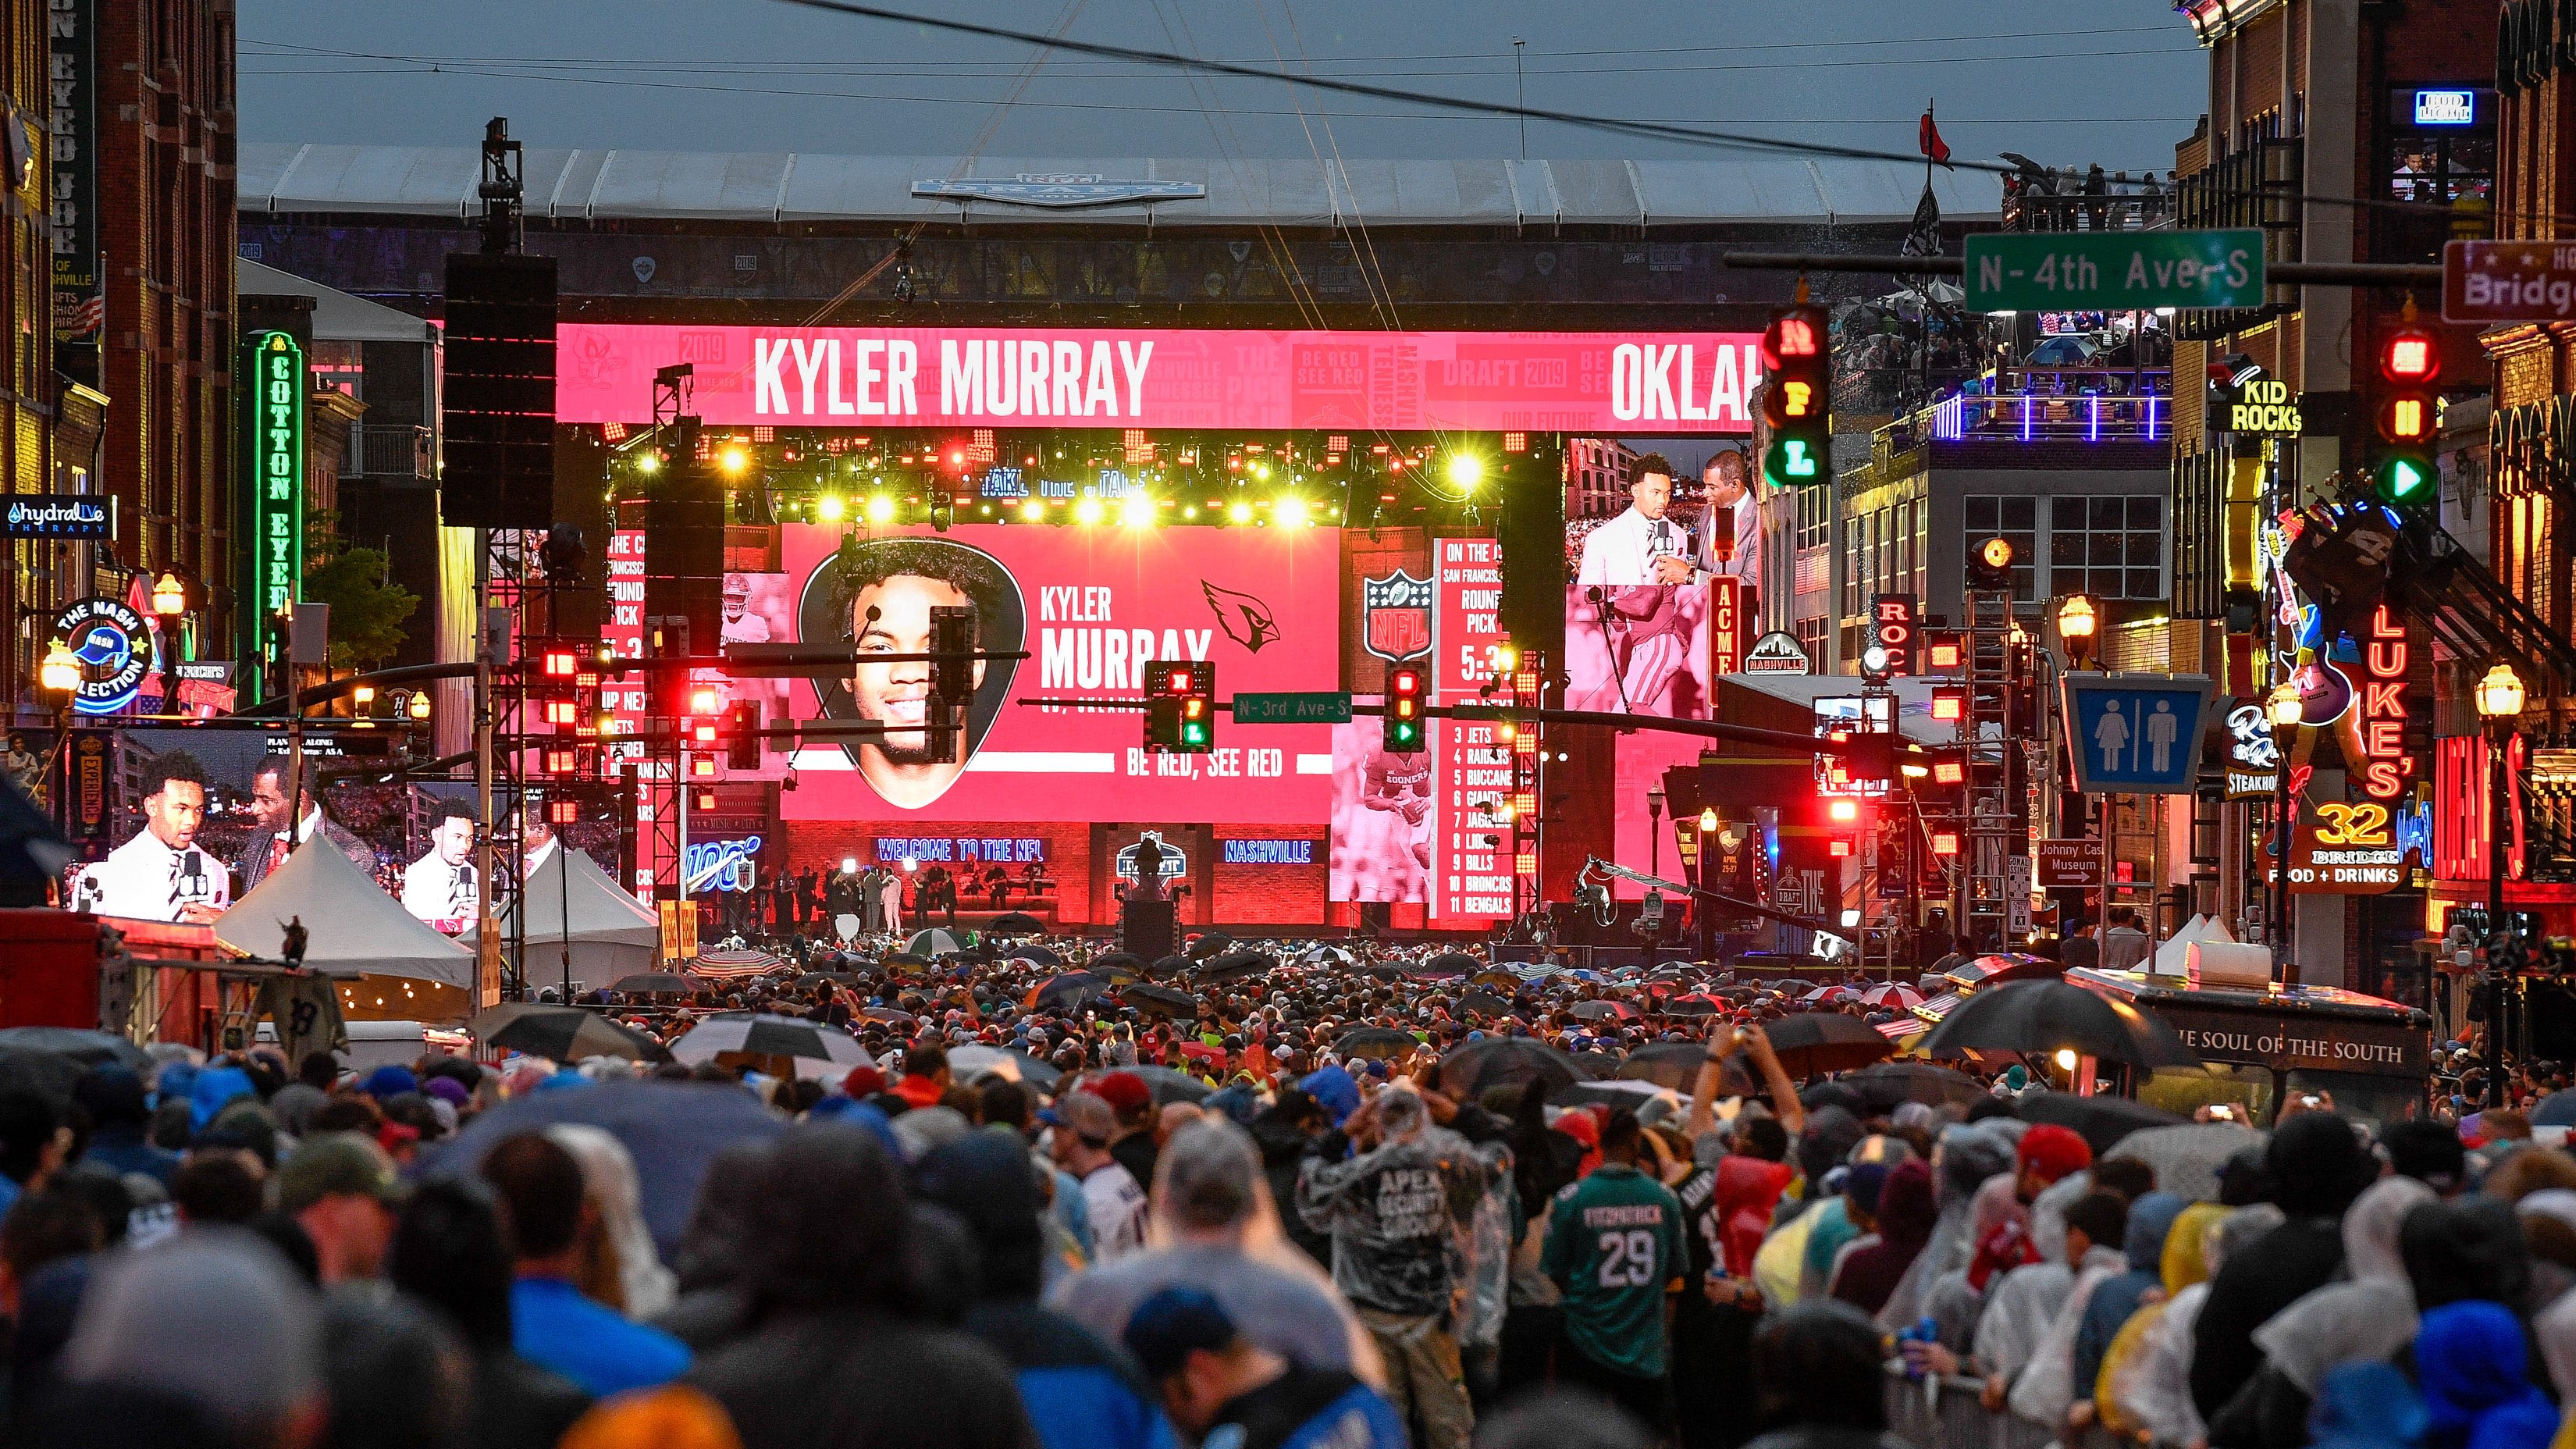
[2266,682,2303,982]
[407,689,432,722]
[2056,594,2097,669]
[1646,785,1665,882]
[37,640,80,699]
[149,571,187,619]
[2477,662,2524,1109]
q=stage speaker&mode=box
[442,252,557,529]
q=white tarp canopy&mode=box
[470,849,659,981]
[2150,913,2237,977]
[215,838,476,988]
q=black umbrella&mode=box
[467,1004,671,1063]
[860,1006,916,1028]
[610,973,703,996]
[1568,999,1637,1022]
[1363,963,1406,982]
[0,1048,87,1106]
[879,952,934,974]
[1838,1061,1987,1111]
[425,1080,788,1257]
[1570,1049,1624,1078]
[0,772,71,903]
[1030,971,1110,1013]
[671,1013,871,1069]
[1187,931,1236,960]
[1335,1027,1421,1060]
[1439,1038,1597,1098]
[1149,955,1194,981]
[2017,1091,2188,1156]
[1616,1041,1749,1093]
[1663,995,1724,1018]
[1194,951,1273,985]
[794,972,863,988]
[1457,989,1514,1017]
[0,1027,151,1071]
[1123,1064,1214,1105]
[988,911,1045,937]
[1121,984,1201,1020]
[1414,952,1482,977]
[1756,1013,1898,1077]
[1088,952,1147,985]
[1006,945,1064,969]
[1916,980,2201,1069]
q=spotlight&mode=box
[718,444,750,477]
[1076,497,1105,525]
[1276,494,1308,528]
[1022,498,1046,523]
[1446,454,1484,491]
[816,494,845,522]
[1228,500,1254,525]
[1123,493,1158,528]
[866,493,895,525]
[635,451,661,475]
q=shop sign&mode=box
[2443,239,2576,322]
[246,331,306,661]
[1871,593,1916,675]
[2205,376,2307,436]
[2153,1001,2429,1077]
[1742,630,1810,675]
[1221,839,1314,866]
[1710,576,1745,675]
[1,495,110,539]
[2347,606,2415,801]
[52,596,148,716]
[2035,838,2105,888]
[2223,700,2280,798]
[2288,800,2407,894]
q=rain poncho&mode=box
[2416,1301,2559,1449]
[1878,1126,2016,1330]
[1919,1173,2026,1351]
[2073,1193,2188,1398]
[2005,1239,2127,1428]
[1296,1124,1502,1319]
[2309,1362,2431,1449]
[2251,1175,2437,1394]
[2101,1201,2237,1441]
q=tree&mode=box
[301,509,418,671]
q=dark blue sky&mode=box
[240,0,2205,174]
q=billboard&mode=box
[557,325,1763,433]
[777,524,1338,824]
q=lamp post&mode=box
[37,639,80,836]
[2476,662,2525,1109]
[2057,595,2101,928]
[1646,785,1665,881]
[1696,806,1718,963]
[2266,682,2303,984]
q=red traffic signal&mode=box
[1760,309,1824,368]
[2379,328,2439,386]
[1929,686,1966,724]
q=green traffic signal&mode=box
[2371,452,2435,508]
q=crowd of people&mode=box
[4,927,2574,1449]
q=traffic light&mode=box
[727,700,761,770]
[539,643,579,681]
[1820,729,1894,788]
[1144,660,1215,754]
[1385,664,1426,753]
[1929,685,1966,724]
[1760,305,1831,489]
[1966,536,2016,593]
[1922,630,1965,673]
[2372,316,2440,509]
[1827,797,1864,857]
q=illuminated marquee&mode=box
[247,332,305,660]
[2350,605,2415,800]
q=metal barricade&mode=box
[1881,1365,2165,1449]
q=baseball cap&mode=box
[1092,1070,1151,1116]
[1123,1286,1240,1380]
[276,1132,406,1215]
[1055,1091,1117,1147]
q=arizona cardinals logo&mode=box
[1201,581,1280,653]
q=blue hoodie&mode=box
[187,1066,255,1130]
[2417,1301,2559,1449]
[2073,1191,2187,1397]
[1298,1066,1360,1128]
[2310,1362,2429,1449]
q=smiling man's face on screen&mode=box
[817,539,1018,811]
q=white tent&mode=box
[470,849,660,984]
[2149,913,2236,977]
[216,835,476,988]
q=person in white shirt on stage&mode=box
[69,752,229,923]
[1571,453,1697,714]
[400,807,480,926]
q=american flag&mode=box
[54,292,102,340]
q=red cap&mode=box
[842,1066,888,1099]
[2016,1123,2093,1185]
[1093,1070,1152,1116]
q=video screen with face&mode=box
[1563,438,1754,722]
[779,524,1340,823]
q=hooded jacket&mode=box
[1296,1124,1503,1318]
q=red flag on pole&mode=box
[1919,107,1951,167]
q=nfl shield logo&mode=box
[1361,569,1432,662]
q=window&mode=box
[1962,496,2038,600]
[2050,495,2166,600]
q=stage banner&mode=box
[557,325,1763,434]
[778,525,1337,824]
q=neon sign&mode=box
[2350,605,2414,799]
[247,331,305,662]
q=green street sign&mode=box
[1233,691,1351,724]
[1964,229,2265,313]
